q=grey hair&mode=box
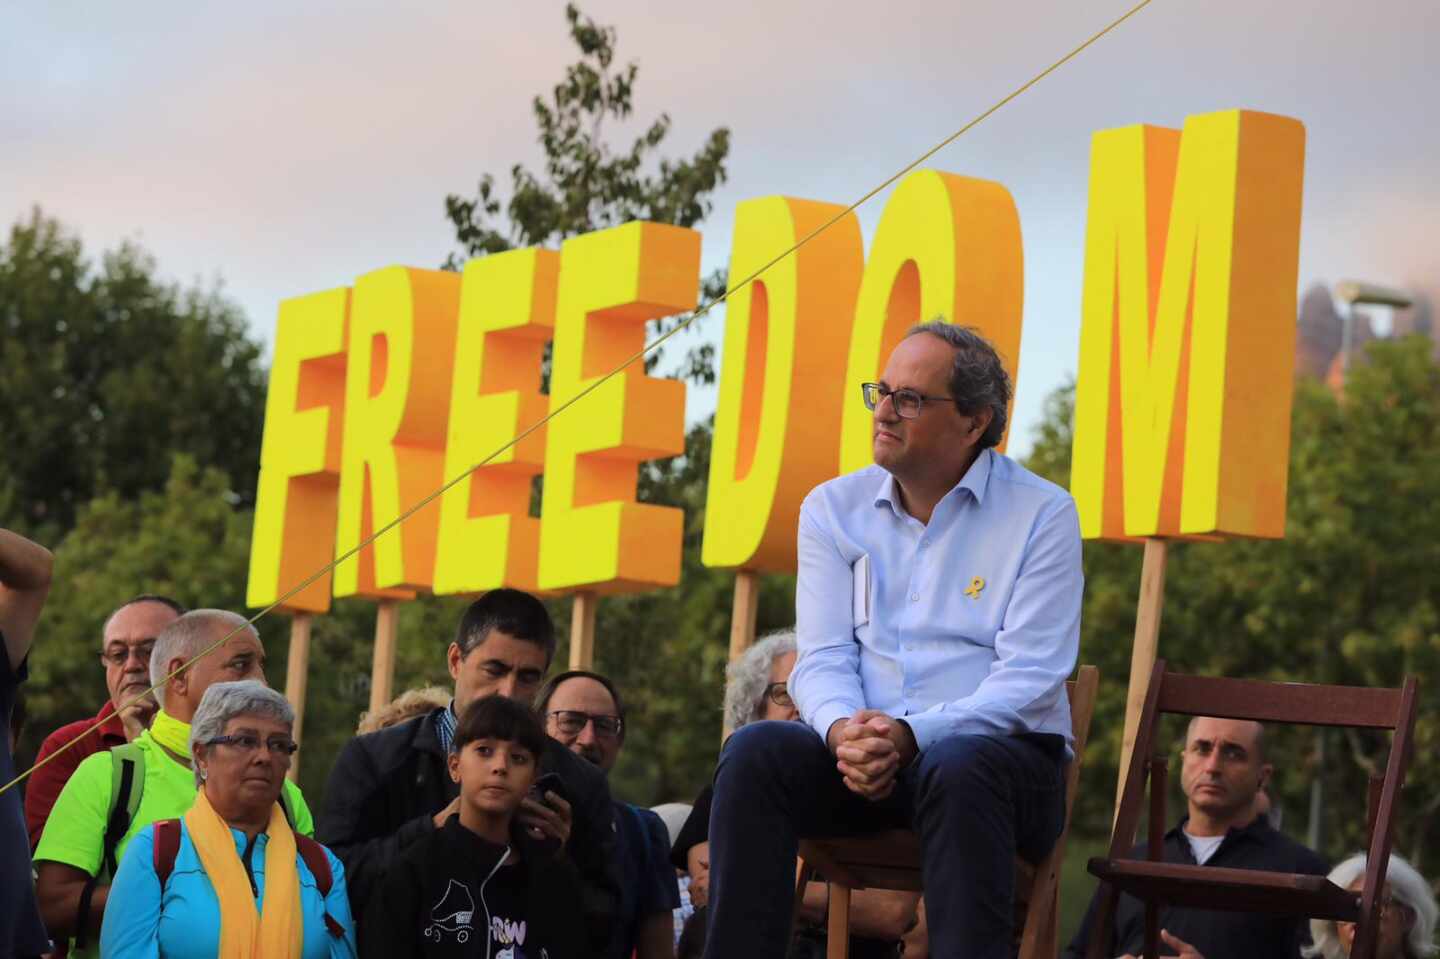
[1305,853,1438,959]
[189,680,294,788]
[149,609,257,707]
[906,320,1012,449]
[724,631,797,732]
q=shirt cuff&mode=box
[899,711,953,754]
[808,701,860,746]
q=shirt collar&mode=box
[871,448,996,516]
[1167,814,1273,846]
[435,700,459,754]
[96,700,127,743]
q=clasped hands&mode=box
[826,709,919,801]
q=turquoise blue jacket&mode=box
[100,819,357,959]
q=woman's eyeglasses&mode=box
[204,733,299,758]
[764,683,794,708]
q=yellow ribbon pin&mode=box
[965,576,986,600]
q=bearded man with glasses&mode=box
[704,321,1085,959]
[536,670,680,959]
[25,595,184,850]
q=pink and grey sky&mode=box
[3,1,1436,455]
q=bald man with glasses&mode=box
[25,595,184,849]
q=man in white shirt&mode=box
[704,322,1084,959]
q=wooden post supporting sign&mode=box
[369,600,399,716]
[284,612,313,782]
[1114,538,1169,817]
[720,569,763,741]
[728,570,761,663]
[570,591,597,670]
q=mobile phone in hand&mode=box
[528,771,568,808]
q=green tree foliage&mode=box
[20,457,284,764]
[0,210,266,540]
[1026,337,1440,869]
[443,3,730,385]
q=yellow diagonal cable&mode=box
[2,0,1156,799]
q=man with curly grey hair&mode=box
[705,322,1084,959]
[723,631,799,732]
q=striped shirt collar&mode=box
[434,700,459,754]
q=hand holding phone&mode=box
[519,771,573,848]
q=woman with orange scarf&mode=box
[100,680,356,958]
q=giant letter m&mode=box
[1071,109,1305,541]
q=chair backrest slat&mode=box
[1157,674,1403,729]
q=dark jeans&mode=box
[703,721,1066,959]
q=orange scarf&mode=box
[183,788,303,959]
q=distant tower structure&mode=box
[1294,281,1427,388]
[1295,283,1343,379]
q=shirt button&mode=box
[910,593,919,602]
[919,538,929,548]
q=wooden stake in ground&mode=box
[284,612,313,782]
[570,591,597,670]
[1114,537,1169,817]
[369,599,399,717]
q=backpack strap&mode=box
[104,743,146,878]
[152,819,183,888]
[295,835,331,895]
[295,834,346,939]
[74,742,146,949]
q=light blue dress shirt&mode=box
[99,819,357,959]
[791,448,1083,756]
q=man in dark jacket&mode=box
[320,589,619,950]
[1065,717,1327,959]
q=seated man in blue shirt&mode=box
[704,322,1083,959]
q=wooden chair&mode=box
[1086,660,1418,959]
[796,665,1100,959]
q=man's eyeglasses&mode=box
[204,733,299,759]
[861,383,953,420]
[99,641,157,668]
[764,683,794,709]
[547,710,623,739]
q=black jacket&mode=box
[1064,817,1329,959]
[360,815,589,959]
[318,707,619,950]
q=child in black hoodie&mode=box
[361,694,587,959]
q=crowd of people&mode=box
[1,323,1434,959]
